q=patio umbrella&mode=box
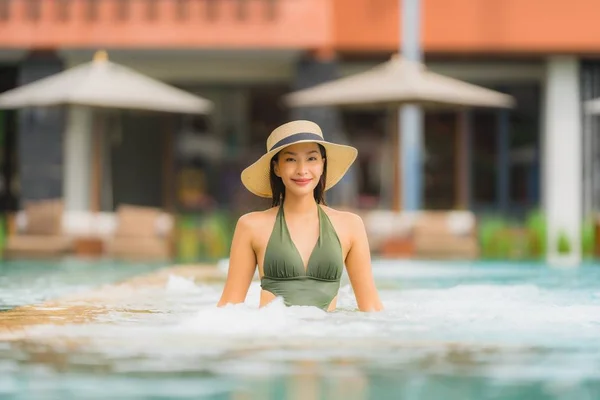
[284,55,514,109]
[0,50,213,114]
[0,50,213,211]
[284,55,515,211]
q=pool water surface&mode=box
[1,259,600,399]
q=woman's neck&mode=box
[282,193,318,216]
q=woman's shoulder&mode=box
[320,205,365,229]
[236,207,279,231]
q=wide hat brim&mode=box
[241,139,358,198]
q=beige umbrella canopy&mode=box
[284,55,514,109]
[285,55,515,212]
[0,50,213,212]
[0,50,213,114]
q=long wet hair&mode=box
[269,143,327,207]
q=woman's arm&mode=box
[344,214,384,312]
[217,214,257,307]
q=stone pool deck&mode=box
[0,263,224,338]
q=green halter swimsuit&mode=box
[260,205,344,311]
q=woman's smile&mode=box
[291,178,313,186]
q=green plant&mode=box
[525,209,546,257]
[581,216,596,258]
[479,217,508,259]
[557,230,572,255]
[496,230,514,259]
[0,214,4,258]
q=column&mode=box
[543,56,582,266]
[580,61,600,217]
[63,106,93,211]
[399,0,423,211]
[17,51,65,203]
[399,105,423,211]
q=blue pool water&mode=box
[0,258,168,311]
[1,259,600,399]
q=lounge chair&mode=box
[105,204,174,261]
[362,210,418,258]
[4,199,72,258]
[412,211,479,259]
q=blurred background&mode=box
[0,0,598,264]
[4,3,600,400]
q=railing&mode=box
[0,0,280,23]
[0,0,328,49]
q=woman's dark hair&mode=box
[269,144,327,207]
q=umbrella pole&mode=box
[455,110,471,210]
[90,109,103,212]
[391,108,402,212]
[162,114,175,213]
[105,110,115,211]
[381,106,403,211]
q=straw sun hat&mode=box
[241,120,358,198]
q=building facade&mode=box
[0,0,598,228]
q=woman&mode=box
[217,120,383,312]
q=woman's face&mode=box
[273,142,325,198]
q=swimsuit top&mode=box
[260,205,344,310]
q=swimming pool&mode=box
[1,259,600,399]
[0,258,169,311]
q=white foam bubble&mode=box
[166,275,200,293]
[9,264,600,384]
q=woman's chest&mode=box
[252,214,351,274]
